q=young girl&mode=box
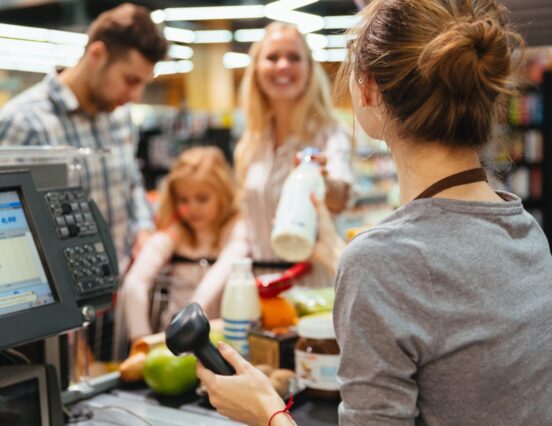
[121,147,247,342]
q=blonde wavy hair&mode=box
[157,147,238,249]
[234,22,337,185]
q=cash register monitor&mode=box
[0,171,82,351]
[0,190,56,317]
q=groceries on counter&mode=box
[260,296,298,331]
[256,262,311,298]
[295,313,340,399]
[271,147,326,262]
[119,327,224,387]
[119,332,166,382]
[220,258,261,356]
[249,286,335,373]
[143,345,198,396]
[284,286,335,317]
[249,326,299,370]
[254,364,296,398]
[255,263,311,331]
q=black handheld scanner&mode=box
[165,303,235,376]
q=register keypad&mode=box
[45,190,98,239]
[64,242,117,294]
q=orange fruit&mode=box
[260,296,298,330]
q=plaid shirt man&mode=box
[0,72,154,271]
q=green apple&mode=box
[143,345,198,396]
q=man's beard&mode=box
[89,90,118,113]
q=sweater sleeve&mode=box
[190,214,250,317]
[122,232,175,341]
[333,230,435,425]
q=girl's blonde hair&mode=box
[336,0,524,147]
[157,146,237,248]
[234,22,337,185]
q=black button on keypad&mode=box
[68,224,80,237]
[61,203,72,214]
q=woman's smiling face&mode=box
[255,28,310,104]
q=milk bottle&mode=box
[271,147,326,262]
[220,258,261,356]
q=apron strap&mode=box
[414,167,488,200]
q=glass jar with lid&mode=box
[295,313,340,399]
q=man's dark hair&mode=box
[87,3,168,64]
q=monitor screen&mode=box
[0,378,43,426]
[0,190,55,318]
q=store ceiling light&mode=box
[0,59,53,74]
[312,48,348,62]
[234,29,265,43]
[150,9,165,24]
[163,27,195,44]
[193,30,233,44]
[305,33,328,50]
[0,51,76,74]
[267,0,319,9]
[162,5,265,22]
[168,44,193,60]
[223,52,251,69]
[325,34,350,48]
[154,60,194,76]
[323,15,361,29]
[46,29,88,46]
[154,1,323,34]
[0,23,87,46]
[264,8,324,33]
[0,38,83,60]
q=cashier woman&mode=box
[197,0,552,425]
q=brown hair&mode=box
[338,0,524,147]
[87,3,168,64]
[157,147,238,249]
[234,22,337,185]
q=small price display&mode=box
[1,216,17,225]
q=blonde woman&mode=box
[198,1,552,424]
[121,147,248,342]
[234,22,354,288]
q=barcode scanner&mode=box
[165,303,235,376]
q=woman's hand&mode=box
[295,152,349,212]
[310,194,346,276]
[197,342,292,426]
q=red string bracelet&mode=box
[268,394,294,426]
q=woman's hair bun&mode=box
[418,19,512,99]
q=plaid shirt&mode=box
[0,72,154,271]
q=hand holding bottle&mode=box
[294,151,349,212]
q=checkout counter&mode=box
[0,150,339,425]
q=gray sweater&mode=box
[334,192,552,425]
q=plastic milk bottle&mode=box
[271,147,326,262]
[220,258,261,356]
